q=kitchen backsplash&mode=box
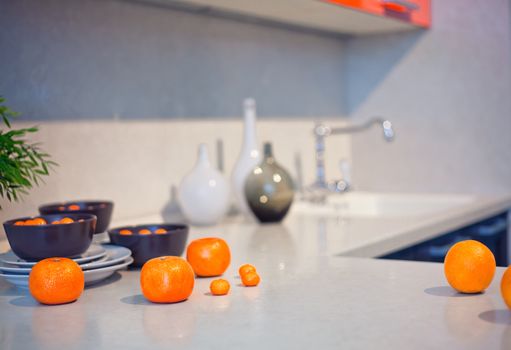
[0,118,351,234]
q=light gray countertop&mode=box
[1,194,511,349]
[1,257,510,349]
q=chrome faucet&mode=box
[312,117,394,191]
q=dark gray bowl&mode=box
[3,214,97,261]
[39,200,113,234]
[108,224,188,267]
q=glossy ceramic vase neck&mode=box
[231,98,261,217]
[241,99,258,155]
[196,143,210,168]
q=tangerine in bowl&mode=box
[3,214,97,260]
[108,224,188,267]
[39,200,113,233]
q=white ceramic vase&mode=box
[231,98,261,216]
[178,144,230,226]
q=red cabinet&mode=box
[324,0,430,28]
[163,0,430,35]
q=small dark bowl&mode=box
[3,214,97,261]
[39,200,113,234]
[108,224,189,267]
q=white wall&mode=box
[346,0,511,195]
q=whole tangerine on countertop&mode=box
[140,256,195,303]
[241,271,260,287]
[501,266,511,309]
[210,279,230,295]
[239,264,256,277]
[29,257,84,305]
[186,237,231,277]
[444,240,495,294]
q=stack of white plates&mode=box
[0,244,133,289]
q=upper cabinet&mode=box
[326,0,430,29]
[160,0,431,35]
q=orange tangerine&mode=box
[32,218,47,225]
[140,256,195,303]
[239,264,256,277]
[186,238,231,277]
[241,272,260,287]
[444,240,496,293]
[501,266,511,309]
[29,258,84,305]
[210,279,230,295]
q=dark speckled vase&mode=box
[244,143,294,223]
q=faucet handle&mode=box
[326,159,351,193]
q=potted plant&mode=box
[0,97,56,207]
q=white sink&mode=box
[291,192,476,218]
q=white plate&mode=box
[83,257,133,286]
[0,257,133,289]
[0,244,107,267]
[0,245,130,274]
[81,245,131,270]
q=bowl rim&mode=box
[3,213,97,227]
[39,200,114,211]
[108,223,188,236]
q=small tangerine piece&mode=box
[51,220,61,225]
[139,229,151,235]
[58,206,66,211]
[119,229,133,235]
[68,204,80,211]
[239,264,257,277]
[154,228,167,234]
[210,279,230,295]
[14,221,25,226]
[60,217,74,224]
[241,272,260,287]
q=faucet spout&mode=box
[312,117,395,190]
[325,117,395,141]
